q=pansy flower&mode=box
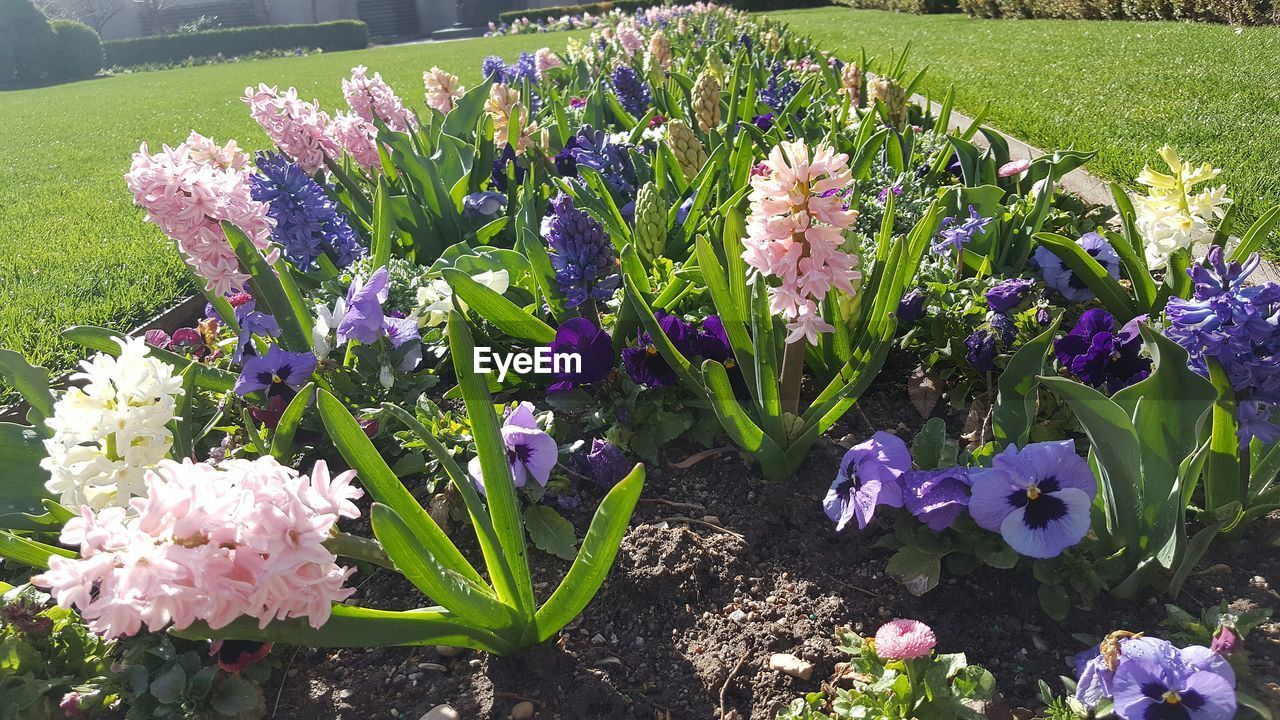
[1054,309,1151,393]
[1033,232,1121,303]
[234,345,317,397]
[547,317,615,393]
[468,402,557,494]
[823,432,910,531]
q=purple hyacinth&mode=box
[933,205,993,256]
[234,344,316,397]
[1054,309,1151,393]
[337,266,390,346]
[621,310,693,388]
[902,467,971,531]
[968,440,1096,559]
[547,317,615,393]
[965,329,997,372]
[985,278,1035,313]
[1166,247,1280,447]
[760,62,800,112]
[1033,231,1121,303]
[542,193,620,309]
[565,125,638,197]
[250,153,363,271]
[823,432,911,531]
[481,55,506,80]
[609,65,651,117]
[506,52,538,85]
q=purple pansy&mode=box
[1054,309,1151,393]
[965,329,997,372]
[751,113,774,131]
[622,311,694,387]
[697,315,733,365]
[382,316,422,372]
[234,344,316,397]
[1033,232,1121,303]
[233,308,280,363]
[1112,652,1236,720]
[985,278,1034,313]
[336,266,390,346]
[582,438,629,489]
[968,440,1096,559]
[547,317,615,393]
[468,402,558,494]
[897,288,926,324]
[463,191,507,221]
[823,432,910,531]
[902,467,971,531]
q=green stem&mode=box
[324,531,395,570]
[780,339,806,416]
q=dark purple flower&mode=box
[933,205,993,256]
[547,317,615,393]
[902,467,971,531]
[337,267,390,346]
[824,432,910,531]
[554,134,582,176]
[583,438,629,489]
[1054,309,1151,393]
[566,126,637,197]
[877,184,903,203]
[697,315,733,364]
[481,55,506,80]
[169,327,204,354]
[969,440,1096,559]
[463,191,507,221]
[542,193,620,308]
[989,311,1016,345]
[609,65,651,117]
[211,639,273,674]
[985,278,1034,313]
[568,96,586,110]
[233,309,280,364]
[490,143,526,192]
[1035,306,1052,326]
[751,113,774,131]
[1033,232,1121,303]
[621,310,693,387]
[965,329,997,372]
[235,344,317,397]
[760,62,800,112]
[896,288,926,324]
[144,329,171,349]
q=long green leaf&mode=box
[1035,232,1140,319]
[991,320,1058,450]
[269,383,314,462]
[223,222,310,351]
[443,268,556,345]
[0,349,53,428]
[1203,359,1242,512]
[0,423,54,531]
[0,530,75,569]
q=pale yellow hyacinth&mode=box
[1134,146,1232,269]
[485,83,537,153]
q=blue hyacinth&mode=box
[542,192,620,309]
[565,125,638,198]
[760,62,801,112]
[507,52,539,85]
[609,65,651,118]
[481,55,506,80]
[250,153,363,271]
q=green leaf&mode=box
[1230,205,1280,263]
[1035,232,1140,319]
[269,382,314,463]
[991,320,1058,450]
[1037,584,1070,621]
[150,664,186,704]
[0,349,53,428]
[1202,359,1242,513]
[210,676,259,716]
[371,176,393,269]
[443,268,555,345]
[532,464,644,643]
[0,530,75,569]
[523,505,577,561]
[0,423,53,530]
[370,503,514,629]
[886,546,942,596]
[911,417,948,470]
[224,222,310,351]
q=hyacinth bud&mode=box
[692,71,722,133]
[764,30,781,53]
[634,183,668,261]
[840,62,864,107]
[667,119,708,181]
[645,29,672,73]
[868,76,907,130]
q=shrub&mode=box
[0,0,58,89]
[50,19,103,81]
[967,0,1275,20]
[840,0,958,12]
[102,20,368,69]
[496,0,830,24]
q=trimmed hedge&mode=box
[103,20,369,69]
[840,0,958,12]
[498,0,831,24]
[960,0,1276,22]
[50,19,103,81]
[1,0,58,89]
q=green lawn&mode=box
[0,31,581,400]
[769,7,1280,236]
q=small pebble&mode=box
[769,653,813,680]
[436,645,465,657]
[419,662,448,673]
[591,633,607,644]
[511,701,535,720]
[421,705,459,720]
[729,609,748,624]
[408,672,423,682]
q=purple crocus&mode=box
[902,467,971,531]
[336,267,389,346]
[932,205,992,255]
[823,432,910,531]
[234,344,317,397]
[468,402,558,493]
[965,329,997,372]
[1054,309,1151,393]
[1113,653,1236,720]
[1033,232,1121,303]
[547,317,615,393]
[542,192,620,309]
[968,440,1096,559]
[621,311,693,387]
[985,278,1034,313]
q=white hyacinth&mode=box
[41,337,183,511]
[1134,146,1232,269]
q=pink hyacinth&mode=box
[424,66,465,114]
[34,457,361,640]
[343,65,417,133]
[534,47,563,78]
[873,619,937,660]
[125,132,276,295]
[998,159,1031,177]
[616,23,644,56]
[327,111,381,172]
[741,139,861,345]
[243,83,339,174]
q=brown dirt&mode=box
[265,364,1280,720]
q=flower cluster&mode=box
[1074,631,1236,720]
[1054,309,1151,393]
[1135,146,1231,269]
[41,337,183,512]
[485,83,538,154]
[424,66,464,114]
[250,152,363,271]
[542,192,621,309]
[342,65,417,133]
[243,84,339,174]
[326,111,381,172]
[609,64,651,117]
[125,132,276,294]
[34,457,361,639]
[557,125,639,198]
[932,205,992,257]
[1165,247,1280,445]
[313,266,422,386]
[742,140,861,345]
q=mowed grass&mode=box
[770,8,1280,238]
[0,31,582,399]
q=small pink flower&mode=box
[874,619,937,660]
[243,84,339,174]
[998,159,1032,178]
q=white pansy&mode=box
[41,337,183,512]
[414,269,510,328]
[1134,146,1231,269]
[312,298,348,360]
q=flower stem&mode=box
[780,339,806,416]
[324,531,394,570]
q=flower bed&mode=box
[0,4,1277,719]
